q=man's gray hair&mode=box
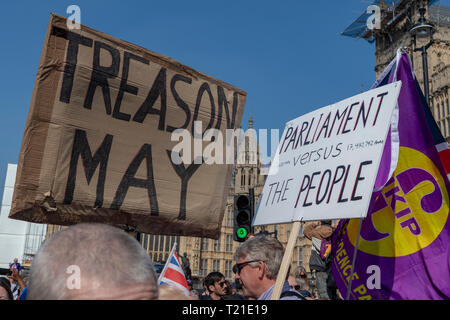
[28,223,157,299]
[233,235,284,280]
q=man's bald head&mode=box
[28,223,158,300]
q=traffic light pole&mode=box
[249,188,255,234]
[233,194,254,242]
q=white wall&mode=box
[0,164,27,268]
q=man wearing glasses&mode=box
[233,235,304,300]
[203,271,229,300]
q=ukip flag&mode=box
[331,49,450,300]
[157,243,190,296]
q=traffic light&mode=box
[233,194,254,242]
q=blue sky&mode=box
[0,0,447,201]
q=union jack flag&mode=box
[157,243,190,296]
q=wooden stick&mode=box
[271,221,301,300]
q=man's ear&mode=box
[208,285,215,293]
[257,261,266,280]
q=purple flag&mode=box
[331,50,450,300]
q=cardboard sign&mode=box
[9,14,246,238]
[253,82,401,226]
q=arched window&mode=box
[447,117,450,138]
[149,235,154,251]
[142,234,148,250]
[154,236,159,253]
[437,101,441,120]
[227,208,233,227]
[446,98,449,117]
[159,235,164,251]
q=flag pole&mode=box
[346,218,363,300]
[271,221,301,300]
[157,242,177,283]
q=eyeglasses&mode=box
[232,260,261,274]
[290,285,301,291]
[218,281,227,287]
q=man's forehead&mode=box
[236,254,248,262]
[236,257,249,264]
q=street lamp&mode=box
[409,7,435,106]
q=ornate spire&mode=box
[248,114,254,129]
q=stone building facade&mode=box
[370,1,450,140]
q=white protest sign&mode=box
[253,81,402,226]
